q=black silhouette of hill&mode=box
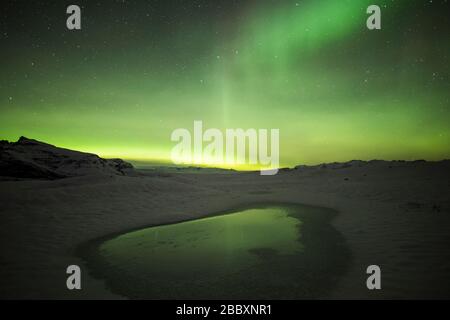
[0,137,133,179]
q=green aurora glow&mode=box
[1,0,449,169]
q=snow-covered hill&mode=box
[0,137,133,179]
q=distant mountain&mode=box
[0,137,133,179]
[292,159,450,171]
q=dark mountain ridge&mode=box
[0,137,133,179]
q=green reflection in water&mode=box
[101,208,302,281]
[87,204,349,299]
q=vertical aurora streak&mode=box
[1,0,449,169]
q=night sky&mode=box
[1,0,449,169]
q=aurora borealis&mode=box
[1,0,449,169]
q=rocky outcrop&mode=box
[0,137,134,179]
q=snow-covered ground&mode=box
[0,139,449,299]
